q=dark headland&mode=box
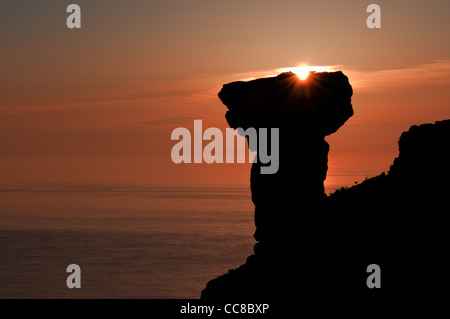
[201,71,449,313]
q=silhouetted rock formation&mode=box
[201,71,449,312]
[220,72,353,136]
[390,120,450,193]
[202,71,354,306]
[218,71,353,255]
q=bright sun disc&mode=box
[278,65,334,80]
[295,68,311,80]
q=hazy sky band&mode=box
[1,0,450,189]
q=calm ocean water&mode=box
[0,185,256,298]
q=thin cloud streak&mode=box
[343,59,450,93]
[191,60,450,100]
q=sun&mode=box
[294,67,311,80]
[278,65,334,80]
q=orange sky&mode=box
[1,0,450,192]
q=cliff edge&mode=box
[201,71,449,312]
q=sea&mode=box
[0,183,340,299]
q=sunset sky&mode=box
[1,0,450,192]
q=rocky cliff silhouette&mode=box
[201,71,449,313]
